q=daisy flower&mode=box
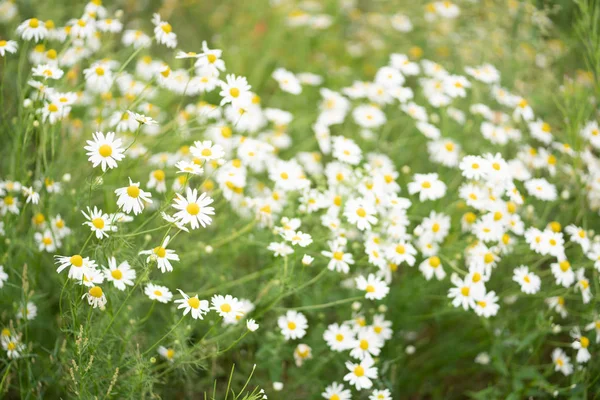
[175,289,209,320]
[575,268,592,304]
[278,310,308,340]
[512,265,541,294]
[0,40,18,56]
[158,346,176,362]
[343,355,378,391]
[17,18,48,41]
[195,41,225,75]
[103,257,136,291]
[246,319,259,332]
[127,111,158,126]
[145,283,173,303]
[219,74,252,107]
[152,13,177,48]
[349,328,383,360]
[293,344,312,367]
[571,328,591,363]
[323,323,354,352]
[172,187,215,229]
[321,382,351,400]
[55,254,96,280]
[408,173,447,201]
[82,206,115,239]
[84,132,125,171]
[34,229,60,252]
[114,178,153,215]
[419,256,446,281]
[2,336,25,359]
[190,140,225,162]
[211,294,243,323]
[17,302,37,320]
[344,198,378,231]
[474,291,500,318]
[139,236,179,273]
[552,348,573,375]
[0,266,8,288]
[550,259,575,287]
[82,286,107,309]
[148,169,167,193]
[370,389,392,400]
[355,274,389,300]
[175,161,204,175]
[448,274,476,310]
[322,241,354,273]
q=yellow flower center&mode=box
[356,208,366,217]
[70,255,83,267]
[429,256,441,268]
[333,195,342,206]
[395,244,405,254]
[559,260,570,272]
[201,148,212,157]
[354,366,365,377]
[187,297,200,309]
[333,251,344,261]
[92,218,105,229]
[421,181,431,189]
[7,342,16,351]
[95,66,105,76]
[359,339,369,350]
[153,170,165,181]
[581,336,590,348]
[229,87,240,98]
[366,285,375,293]
[432,223,440,233]
[127,185,140,198]
[29,18,39,28]
[207,54,217,63]
[186,203,200,215]
[220,303,232,313]
[161,23,172,34]
[42,237,53,245]
[287,321,297,330]
[154,290,162,296]
[99,144,112,157]
[89,286,103,298]
[483,253,494,264]
[153,247,166,258]
[166,348,175,359]
[461,287,470,296]
[111,269,123,280]
[335,334,344,342]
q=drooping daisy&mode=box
[82,206,115,239]
[175,289,209,320]
[172,187,215,229]
[158,346,176,362]
[17,18,48,41]
[278,310,308,340]
[55,254,96,280]
[145,283,173,303]
[84,131,125,171]
[82,286,107,309]
[114,178,153,215]
[103,257,136,291]
[0,40,18,56]
[293,343,312,366]
[571,328,592,363]
[139,236,179,273]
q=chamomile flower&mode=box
[575,269,592,304]
[278,310,308,340]
[172,188,215,229]
[175,161,204,175]
[370,389,392,400]
[2,335,25,359]
[152,13,177,48]
[103,257,136,291]
[322,241,354,273]
[550,259,575,287]
[246,319,259,332]
[355,274,389,300]
[83,286,107,309]
[175,289,209,320]
[158,346,176,362]
[82,206,115,239]
[293,344,312,366]
[190,140,225,162]
[84,131,125,171]
[322,382,351,400]
[323,323,354,352]
[419,256,446,281]
[114,178,153,215]
[17,18,48,41]
[448,274,476,310]
[344,355,378,391]
[34,229,60,252]
[408,173,447,201]
[145,283,173,303]
[349,328,383,360]
[552,348,573,375]
[0,40,17,56]
[512,266,541,294]
[571,328,592,363]
[211,295,243,323]
[219,74,252,107]
[55,254,96,280]
[344,198,378,231]
[474,291,500,318]
[139,236,179,273]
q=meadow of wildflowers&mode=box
[1,0,600,398]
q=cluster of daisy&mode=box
[0,0,599,396]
